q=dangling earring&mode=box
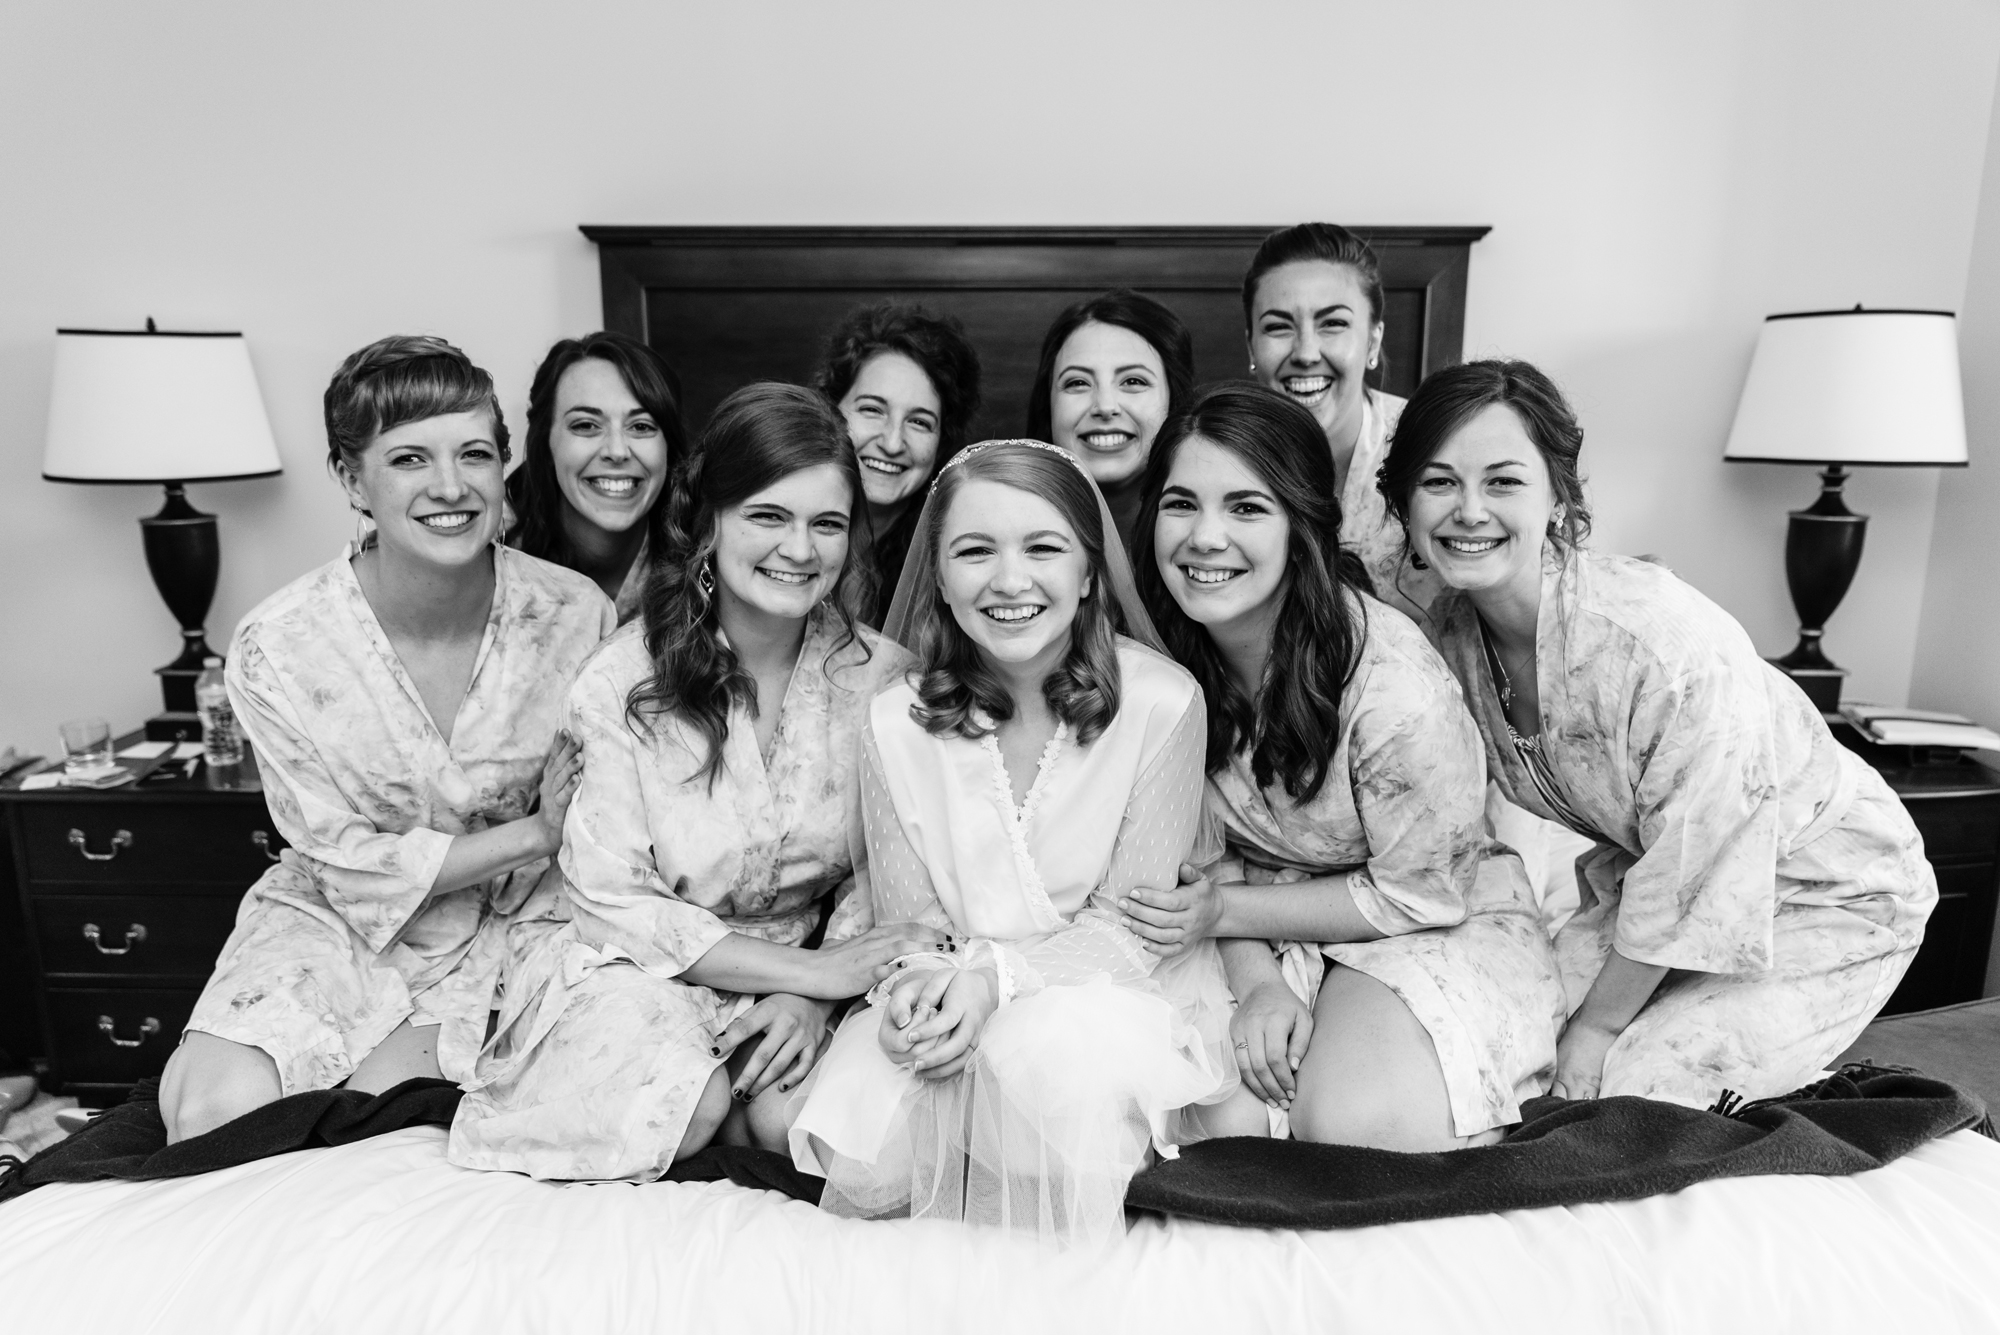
[352,504,373,553]
[1550,503,1568,534]
[697,556,716,603]
[1248,359,1257,375]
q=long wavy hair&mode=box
[1135,383,1367,801]
[625,382,870,786]
[1377,359,1592,551]
[505,331,685,569]
[908,444,1123,746]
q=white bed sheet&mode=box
[3,1127,1998,1334]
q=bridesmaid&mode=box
[1247,223,1591,911]
[1379,359,1936,1104]
[450,384,948,1180]
[505,331,685,623]
[1127,384,1564,1148]
[160,335,615,1143]
[813,301,983,624]
[1026,290,1195,551]
[1242,222,1434,618]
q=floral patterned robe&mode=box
[1206,594,1566,1136]
[1429,547,1937,1105]
[449,609,908,1180]
[184,545,615,1095]
[1342,389,1440,620]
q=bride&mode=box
[787,439,1234,1248]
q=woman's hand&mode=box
[531,730,583,854]
[1551,1016,1619,1101]
[1232,980,1312,1108]
[881,965,998,1081]
[809,922,954,999]
[876,966,944,1067]
[1118,862,1226,957]
[712,993,830,1100]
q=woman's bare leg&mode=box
[345,1020,443,1095]
[1182,1084,1274,1139]
[1288,965,1491,1151]
[159,1032,282,1144]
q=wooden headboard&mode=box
[583,225,1489,440]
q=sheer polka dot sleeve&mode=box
[991,688,1208,997]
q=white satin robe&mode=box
[789,640,1234,1247]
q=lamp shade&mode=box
[1722,308,1966,466]
[42,328,283,483]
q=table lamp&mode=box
[41,321,283,739]
[1723,306,1966,711]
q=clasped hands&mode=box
[875,960,999,1081]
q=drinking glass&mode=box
[58,717,114,778]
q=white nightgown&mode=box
[184,545,615,1095]
[788,639,1235,1248]
[1206,593,1566,1137]
[1430,547,1938,1105]
[449,610,907,1180]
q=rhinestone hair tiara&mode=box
[928,438,1091,495]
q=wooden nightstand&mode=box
[0,748,285,1105]
[1834,722,2000,1015]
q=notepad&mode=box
[1842,703,2000,752]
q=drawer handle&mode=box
[250,830,282,862]
[81,922,148,956]
[68,828,133,862]
[97,1015,161,1048]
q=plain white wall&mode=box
[3,0,1997,750]
[1912,73,2000,995]
[1917,79,2000,724]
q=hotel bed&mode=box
[3,1121,1998,1332]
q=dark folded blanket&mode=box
[0,1077,827,1205]
[1124,1064,1992,1230]
[0,1075,463,1203]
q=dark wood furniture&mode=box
[582,225,1490,438]
[1,752,283,1105]
[1835,723,2000,1014]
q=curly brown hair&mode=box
[624,382,872,787]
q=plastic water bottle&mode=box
[195,656,243,767]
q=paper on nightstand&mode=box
[1842,703,2000,752]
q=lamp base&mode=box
[1776,466,1867,714]
[140,483,220,715]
